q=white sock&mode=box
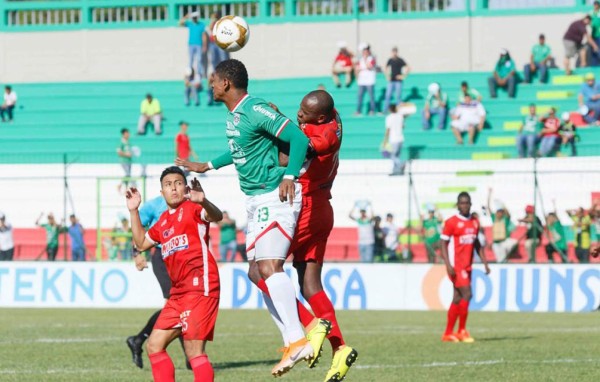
[262,292,289,346]
[265,272,305,343]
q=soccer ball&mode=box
[212,15,250,52]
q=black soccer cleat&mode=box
[126,336,144,369]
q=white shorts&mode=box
[245,184,302,261]
[451,118,478,132]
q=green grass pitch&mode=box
[0,309,599,381]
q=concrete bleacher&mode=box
[1,69,599,164]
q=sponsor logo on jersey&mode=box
[252,105,276,120]
[458,222,464,228]
[162,234,189,257]
[458,234,477,244]
[178,208,184,222]
[161,219,167,227]
[193,277,199,287]
[233,113,240,126]
[162,226,174,239]
[226,121,240,137]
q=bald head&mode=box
[297,90,335,125]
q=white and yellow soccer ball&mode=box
[212,15,250,52]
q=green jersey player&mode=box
[176,59,318,377]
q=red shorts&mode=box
[449,268,472,288]
[288,196,333,264]
[155,293,219,341]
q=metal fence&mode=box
[0,0,593,30]
[2,156,599,264]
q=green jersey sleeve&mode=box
[210,150,233,169]
[249,101,309,178]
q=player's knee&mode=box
[146,337,164,355]
[301,282,323,300]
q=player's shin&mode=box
[148,350,175,382]
[445,303,459,335]
[308,291,345,350]
[190,354,214,382]
[258,278,315,328]
[458,299,470,331]
[265,272,305,342]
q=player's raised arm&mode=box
[176,150,233,173]
[187,178,223,222]
[276,123,309,204]
[126,187,155,252]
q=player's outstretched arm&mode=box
[277,124,309,204]
[187,178,223,223]
[126,188,154,252]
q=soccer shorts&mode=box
[289,196,334,264]
[245,184,302,261]
[151,247,171,299]
[154,293,219,341]
[449,268,472,288]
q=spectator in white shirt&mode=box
[450,94,486,145]
[1,86,17,122]
[355,43,377,116]
[0,212,14,261]
[382,103,413,175]
[382,213,399,260]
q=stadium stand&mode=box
[1,70,599,166]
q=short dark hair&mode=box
[539,34,545,39]
[585,15,592,21]
[120,128,129,135]
[457,191,471,202]
[69,214,76,219]
[460,81,468,87]
[386,213,393,218]
[215,59,249,90]
[595,1,599,6]
[5,85,11,91]
[160,166,186,183]
[529,103,536,108]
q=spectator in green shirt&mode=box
[488,49,517,98]
[524,34,552,84]
[567,207,592,263]
[517,104,540,158]
[421,82,448,130]
[545,212,568,263]
[420,205,443,263]
[218,211,238,262]
[35,212,66,261]
[518,205,543,263]
[137,93,162,135]
[456,81,482,104]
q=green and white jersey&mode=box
[226,94,293,196]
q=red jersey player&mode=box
[254,90,358,381]
[126,166,223,382]
[440,192,490,343]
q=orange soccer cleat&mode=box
[441,333,460,342]
[456,329,475,343]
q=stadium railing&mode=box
[0,0,593,31]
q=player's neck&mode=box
[225,90,248,111]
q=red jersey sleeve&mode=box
[306,121,340,155]
[440,218,454,241]
[146,218,162,245]
[187,201,209,223]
